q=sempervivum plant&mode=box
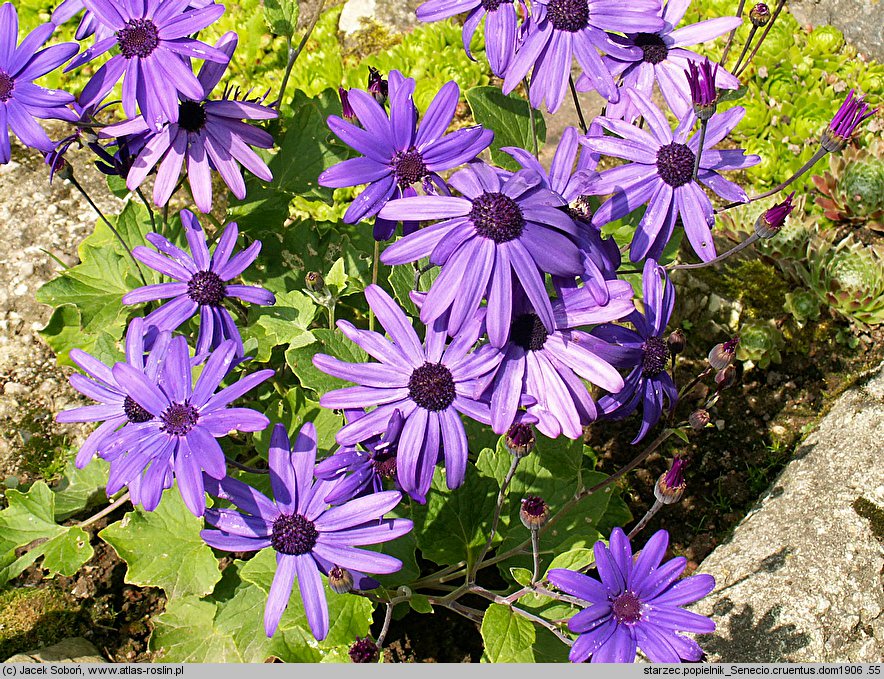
[801,233,884,327]
[812,139,884,234]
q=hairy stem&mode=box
[376,603,394,647]
[719,0,747,66]
[524,78,539,157]
[273,1,326,109]
[78,491,130,529]
[569,76,588,134]
[734,0,787,78]
[627,499,663,539]
[730,25,758,75]
[692,119,708,181]
[470,455,521,583]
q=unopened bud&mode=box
[367,67,388,106]
[305,271,326,293]
[339,87,356,122]
[520,496,549,530]
[749,3,771,26]
[685,58,718,121]
[689,409,711,430]
[349,637,379,663]
[708,337,739,371]
[655,457,688,505]
[754,192,795,239]
[328,566,354,594]
[505,423,535,458]
[715,364,738,391]
[667,329,686,355]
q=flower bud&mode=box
[667,329,686,355]
[328,566,354,594]
[339,86,356,122]
[349,637,379,664]
[520,496,549,530]
[754,192,795,239]
[505,423,535,458]
[684,58,718,121]
[367,67,388,106]
[689,409,711,430]
[715,364,738,391]
[821,89,876,153]
[749,3,771,26]
[305,271,326,293]
[708,337,739,371]
[655,457,688,505]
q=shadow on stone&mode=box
[701,599,812,662]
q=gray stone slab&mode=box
[689,364,884,662]
[788,0,884,61]
[4,637,105,663]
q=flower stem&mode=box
[692,118,708,181]
[670,233,759,270]
[734,0,786,78]
[273,0,326,109]
[717,146,827,211]
[524,78,540,157]
[569,76,588,134]
[226,456,269,475]
[719,0,747,66]
[470,586,572,646]
[627,499,663,540]
[471,455,521,583]
[78,491,130,529]
[136,187,156,233]
[369,241,379,332]
[69,175,147,286]
[376,602,394,647]
[730,25,758,75]
[530,528,541,585]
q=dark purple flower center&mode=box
[0,72,14,102]
[611,592,643,623]
[641,336,671,377]
[510,313,549,352]
[481,0,508,8]
[187,270,226,306]
[271,513,319,555]
[371,450,397,479]
[178,100,207,133]
[123,395,153,423]
[471,192,525,243]
[349,637,380,664]
[160,402,199,436]
[634,33,669,64]
[656,143,696,188]
[521,496,547,518]
[328,566,354,594]
[408,362,456,412]
[568,196,593,224]
[546,0,590,32]
[117,19,160,59]
[391,148,428,189]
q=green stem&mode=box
[524,78,539,157]
[692,119,707,181]
[273,0,327,109]
[78,491,130,529]
[136,188,157,233]
[470,455,521,583]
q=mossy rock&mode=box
[0,586,80,661]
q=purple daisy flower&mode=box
[378,161,586,348]
[104,336,272,516]
[313,285,500,503]
[584,89,760,263]
[581,0,741,122]
[52,0,215,42]
[55,317,167,469]
[416,0,525,78]
[0,3,79,162]
[591,259,677,444]
[478,281,634,439]
[548,527,715,663]
[318,70,493,241]
[502,0,664,113]
[201,422,412,639]
[501,125,621,302]
[65,0,228,128]
[100,32,276,213]
[314,409,404,505]
[122,209,275,358]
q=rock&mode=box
[339,0,420,35]
[689,365,884,661]
[4,637,106,663]
[788,0,884,61]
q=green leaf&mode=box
[410,465,498,568]
[285,327,369,398]
[510,567,533,588]
[409,593,434,614]
[99,486,221,598]
[255,386,343,453]
[0,482,94,585]
[465,86,546,171]
[36,201,158,364]
[325,257,348,297]
[244,289,317,362]
[480,604,569,663]
[263,0,299,40]
[52,458,110,521]
[150,597,243,662]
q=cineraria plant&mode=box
[1,0,878,665]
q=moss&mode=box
[852,497,884,543]
[694,258,791,320]
[0,586,80,660]
[6,404,73,483]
